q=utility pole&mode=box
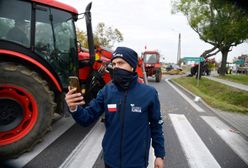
[177,33,181,65]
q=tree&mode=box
[76,27,88,48]
[94,22,123,48]
[0,18,14,37]
[76,23,123,49]
[172,0,248,75]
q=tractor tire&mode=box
[0,62,56,160]
[155,69,162,82]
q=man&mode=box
[65,47,165,168]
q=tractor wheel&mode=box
[0,62,56,160]
[155,69,162,82]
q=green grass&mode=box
[172,77,248,114]
[217,74,248,85]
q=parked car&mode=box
[164,64,184,75]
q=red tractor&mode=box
[0,0,116,160]
[142,50,162,82]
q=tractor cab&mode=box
[142,51,162,82]
[0,0,78,88]
[0,0,95,160]
[143,53,159,64]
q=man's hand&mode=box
[65,87,85,112]
[154,157,164,168]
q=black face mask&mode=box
[112,68,136,90]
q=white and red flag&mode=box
[107,104,117,112]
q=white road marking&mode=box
[202,116,248,165]
[165,79,205,112]
[169,114,221,168]
[194,96,201,102]
[6,117,75,167]
[60,120,105,168]
[60,120,157,168]
[148,146,155,168]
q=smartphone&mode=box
[68,76,81,93]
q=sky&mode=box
[59,0,248,63]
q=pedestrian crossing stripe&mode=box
[202,116,248,165]
[6,113,248,168]
[169,114,221,168]
[60,120,105,168]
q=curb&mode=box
[168,79,248,138]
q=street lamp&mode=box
[177,33,181,65]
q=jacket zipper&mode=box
[120,90,128,168]
[144,111,150,167]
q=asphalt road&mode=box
[149,76,248,168]
[3,75,248,168]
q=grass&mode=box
[217,74,248,86]
[172,77,248,114]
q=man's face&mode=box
[112,58,133,72]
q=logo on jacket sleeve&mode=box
[107,104,117,112]
[130,104,142,113]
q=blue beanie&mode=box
[111,47,138,70]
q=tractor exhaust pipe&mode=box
[85,2,95,65]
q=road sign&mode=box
[183,57,205,86]
[234,60,244,65]
[183,57,205,62]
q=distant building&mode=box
[238,54,248,64]
[234,54,248,74]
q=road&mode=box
[2,75,248,168]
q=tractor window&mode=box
[0,1,31,47]
[35,5,77,86]
[35,7,54,60]
[144,54,157,64]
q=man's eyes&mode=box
[112,62,124,66]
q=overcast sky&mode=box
[60,0,248,63]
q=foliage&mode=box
[171,0,248,75]
[172,77,248,113]
[94,22,123,48]
[76,27,88,48]
[0,18,14,37]
[77,22,123,49]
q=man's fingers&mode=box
[76,100,85,105]
[65,94,84,107]
[66,92,82,100]
[66,96,84,104]
[154,158,164,168]
[69,100,85,107]
[65,88,85,111]
[67,88,77,95]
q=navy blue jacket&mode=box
[71,76,165,168]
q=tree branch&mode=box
[205,49,220,58]
[200,46,220,58]
[200,46,218,58]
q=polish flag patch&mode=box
[107,104,117,112]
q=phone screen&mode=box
[68,76,81,93]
